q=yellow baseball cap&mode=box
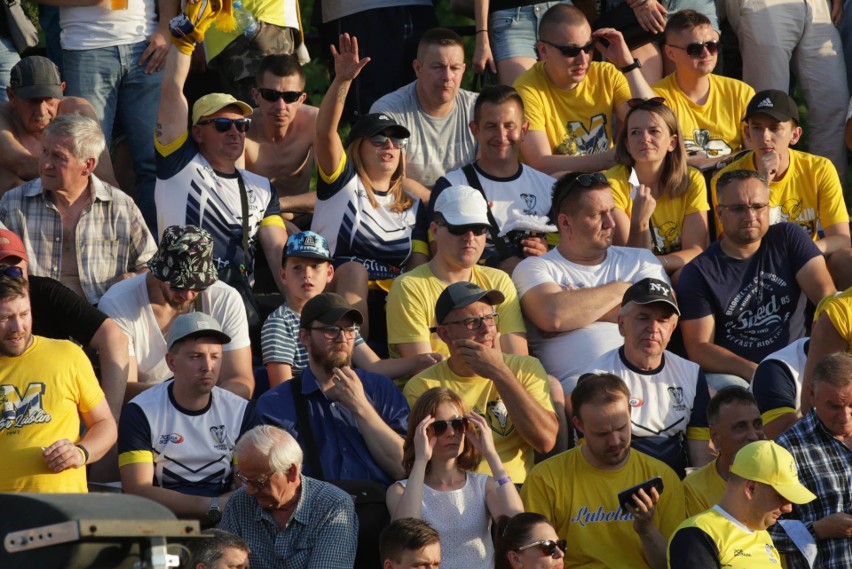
[191,93,253,125]
[730,441,816,505]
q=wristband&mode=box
[75,444,89,465]
[620,58,642,73]
[496,476,512,487]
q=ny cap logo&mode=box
[649,282,670,296]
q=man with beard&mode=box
[118,312,253,524]
[255,292,409,484]
[0,272,117,493]
[99,225,253,400]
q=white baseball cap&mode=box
[434,185,490,226]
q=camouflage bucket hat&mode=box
[148,225,218,290]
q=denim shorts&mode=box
[488,1,571,62]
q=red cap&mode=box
[0,229,28,263]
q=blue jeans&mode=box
[0,36,20,102]
[62,40,162,230]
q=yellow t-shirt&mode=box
[814,289,852,348]
[606,164,709,254]
[403,354,553,482]
[385,263,526,359]
[514,61,631,156]
[204,0,303,62]
[683,459,727,517]
[652,73,754,157]
[668,506,781,568]
[0,336,105,493]
[711,149,849,239]
[521,447,686,569]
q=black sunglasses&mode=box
[552,172,609,216]
[439,222,489,236]
[368,134,408,149]
[540,39,595,58]
[197,117,252,133]
[0,266,24,278]
[668,40,721,58]
[258,88,303,103]
[627,96,667,109]
[429,417,469,436]
[518,539,567,557]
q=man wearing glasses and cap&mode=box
[404,281,558,483]
[118,312,254,526]
[513,172,667,396]
[99,225,253,400]
[154,26,287,296]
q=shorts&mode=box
[488,1,571,62]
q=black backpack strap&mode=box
[291,373,324,479]
[461,163,512,260]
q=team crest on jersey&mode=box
[485,399,514,436]
[628,396,644,408]
[0,382,52,432]
[556,114,609,156]
[159,433,184,445]
[521,194,537,214]
[685,129,732,158]
[210,425,228,450]
[667,387,686,410]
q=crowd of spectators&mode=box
[0,0,850,568]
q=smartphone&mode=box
[617,477,664,511]
[595,36,610,49]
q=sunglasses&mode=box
[627,96,667,109]
[258,88,303,103]
[518,539,567,558]
[428,417,469,436]
[169,285,207,294]
[668,40,721,58]
[308,325,360,340]
[552,172,609,215]
[439,222,489,236]
[540,39,595,58]
[368,134,408,149]
[0,266,24,278]
[443,313,499,331]
[197,117,252,133]
[717,203,770,215]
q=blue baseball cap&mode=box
[283,231,332,262]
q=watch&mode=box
[207,496,222,525]
[620,58,642,73]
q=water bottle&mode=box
[232,1,259,38]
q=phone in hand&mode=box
[617,477,664,511]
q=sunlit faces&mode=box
[280,257,333,305]
[810,381,852,439]
[430,220,486,270]
[9,93,61,134]
[747,482,792,531]
[166,337,223,396]
[625,109,677,165]
[0,293,33,357]
[665,24,720,76]
[386,542,442,569]
[429,401,467,460]
[252,71,306,129]
[358,130,403,180]
[743,114,802,160]
[470,100,528,164]
[436,301,498,350]
[207,546,250,569]
[160,280,202,311]
[237,445,297,511]
[573,395,632,469]
[300,316,356,374]
[716,177,770,245]
[513,522,565,569]
[414,44,466,109]
[538,22,593,89]
[709,401,764,458]
[39,133,94,192]
[618,302,678,362]
[560,188,617,255]
[192,106,248,164]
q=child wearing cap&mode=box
[261,232,441,387]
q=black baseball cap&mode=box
[744,90,799,123]
[621,278,680,315]
[435,282,505,326]
[347,113,410,145]
[9,56,63,100]
[299,292,364,328]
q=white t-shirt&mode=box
[98,274,251,384]
[60,0,157,50]
[512,246,667,391]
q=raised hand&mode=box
[330,33,371,82]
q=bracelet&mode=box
[476,29,488,34]
[75,444,89,465]
[496,476,512,487]
[660,255,669,269]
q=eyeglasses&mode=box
[718,203,769,215]
[258,88,303,103]
[552,172,609,214]
[443,312,499,331]
[540,39,595,58]
[429,417,469,436]
[235,471,275,489]
[169,284,207,294]
[197,118,252,133]
[668,40,721,58]
[308,325,360,340]
[627,96,667,108]
[438,222,489,237]
[518,539,567,558]
[0,266,24,278]
[368,134,408,149]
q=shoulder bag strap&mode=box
[234,171,252,276]
[291,374,325,479]
[461,163,512,260]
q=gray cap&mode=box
[435,282,505,325]
[167,312,231,349]
[10,56,63,99]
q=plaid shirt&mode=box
[219,475,358,569]
[770,409,852,569]
[0,175,156,304]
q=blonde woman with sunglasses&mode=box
[387,387,523,569]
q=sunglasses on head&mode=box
[552,172,609,215]
[668,40,721,58]
[518,539,567,558]
[258,88,303,103]
[429,417,469,436]
[197,117,251,133]
[368,134,408,149]
[627,96,667,109]
[439,222,489,236]
[540,39,595,58]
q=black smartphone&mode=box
[617,477,664,511]
[595,36,610,49]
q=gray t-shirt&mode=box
[371,82,478,188]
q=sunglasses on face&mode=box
[439,222,489,236]
[668,40,721,58]
[258,88,303,103]
[518,539,567,558]
[197,117,252,133]
[627,96,667,109]
[169,285,207,294]
[428,417,469,436]
[540,39,595,58]
[443,312,499,331]
[368,134,408,149]
[0,266,24,278]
